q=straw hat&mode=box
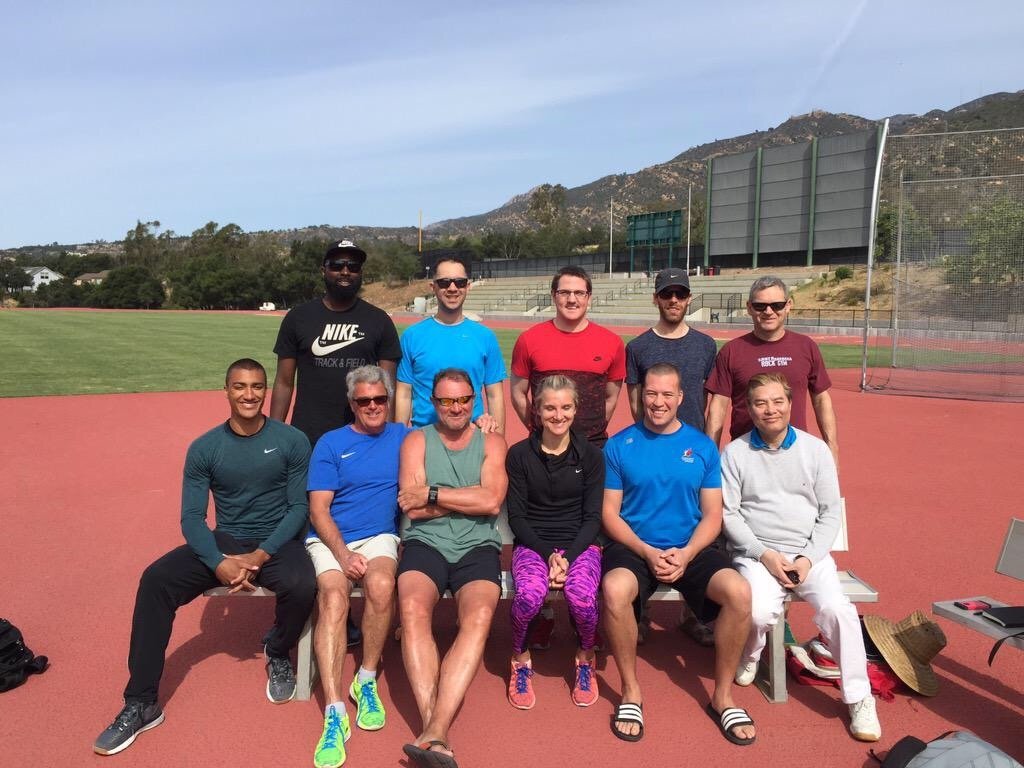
[862,610,947,696]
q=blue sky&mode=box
[2,0,1021,248]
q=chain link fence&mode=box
[862,128,1024,401]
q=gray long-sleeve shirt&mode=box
[721,426,840,564]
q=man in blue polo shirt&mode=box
[395,256,506,434]
[601,363,756,747]
[305,365,411,768]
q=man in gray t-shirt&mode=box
[625,268,717,431]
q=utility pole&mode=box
[686,183,692,274]
[608,197,614,276]
[418,210,423,253]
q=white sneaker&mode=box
[848,696,881,742]
[735,659,758,686]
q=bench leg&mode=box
[755,622,788,703]
[294,615,317,701]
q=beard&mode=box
[324,275,361,302]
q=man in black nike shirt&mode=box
[270,239,402,446]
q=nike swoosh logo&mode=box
[340,451,356,459]
[575,468,583,473]
[311,337,364,355]
[264,448,278,454]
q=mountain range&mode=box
[6,90,1023,256]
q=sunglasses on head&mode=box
[432,394,473,407]
[435,277,469,289]
[353,395,388,407]
[325,259,363,273]
[750,301,788,313]
[658,288,690,300]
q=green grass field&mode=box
[0,309,899,397]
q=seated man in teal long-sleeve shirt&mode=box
[94,358,315,757]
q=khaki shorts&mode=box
[305,533,400,578]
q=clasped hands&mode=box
[547,552,569,589]
[644,545,693,583]
[759,549,810,589]
[215,550,270,593]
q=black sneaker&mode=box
[93,701,165,755]
[265,648,296,703]
[346,615,362,648]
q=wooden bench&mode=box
[205,499,877,704]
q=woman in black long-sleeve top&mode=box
[504,374,604,710]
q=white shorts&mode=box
[305,533,400,578]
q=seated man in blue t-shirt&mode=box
[305,365,411,768]
[601,363,756,747]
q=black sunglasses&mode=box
[353,395,388,407]
[325,259,363,273]
[435,277,469,289]
[432,394,473,407]
[750,301,788,313]
[657,288,690,300]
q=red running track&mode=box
[1,374,1022,767]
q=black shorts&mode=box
[602,541,735,623]
[397,540,501,596]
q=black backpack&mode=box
[0,619,48,692]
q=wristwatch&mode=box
[427,485,439,505]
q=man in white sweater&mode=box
[721,373,880,742]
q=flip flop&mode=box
[403,740,458,768]
[705,703,756,746]
[610,702,644,742]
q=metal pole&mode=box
[891,170,904,367]
[418,210,423,253]
[860,118,890,390]
[686,183,692,274]
[608,197,613,276]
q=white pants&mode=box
[734,554,870,703]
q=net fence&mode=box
[862,128,1024,401]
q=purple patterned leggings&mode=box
[510,544,602,654]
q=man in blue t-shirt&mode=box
[395,257,506,433]
[305,365,411,768]
[601,363,756,747]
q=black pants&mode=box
[123,531,315,704]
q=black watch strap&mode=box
[428,485,439,505]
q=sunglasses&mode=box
[657,288,690,301]
[432,394,473,407]
[750,301,789,313]
[435,277,469,289]
[353,395,388,407]
[324,259,363,273]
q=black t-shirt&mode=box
[273,297,402,445]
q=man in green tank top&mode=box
[396,368,508,768]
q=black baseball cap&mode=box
[654,267,690,293]
[324,239,367,263]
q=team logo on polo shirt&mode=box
[681,448,694,463]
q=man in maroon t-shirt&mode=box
[510,266,626,446]
[705,276,838,465]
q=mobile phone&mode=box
[785,570,800,584]
[954,599,991,611]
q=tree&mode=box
[527,183,567,228]
[960,195,1024,284]
[94,266,165,309]
[0,262,32,296]
[479,230,526,261]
